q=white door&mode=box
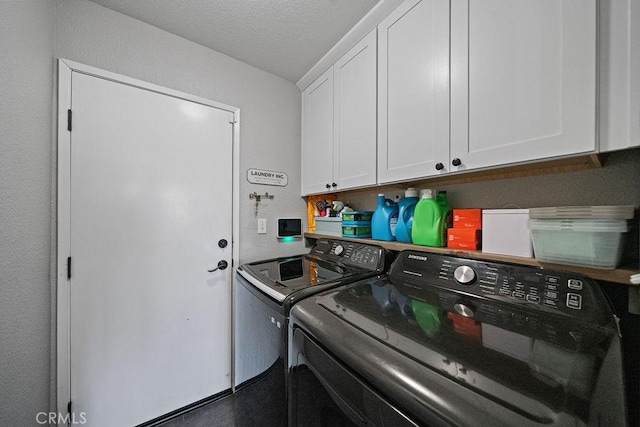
[450,0,596,171]
[301,68,334,195]
[68,72,234,426]
[377,0,450,184]
[333,29,377,191]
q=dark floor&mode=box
[158,361,287,427]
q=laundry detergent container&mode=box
[528,205,635,269]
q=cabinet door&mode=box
[599,0,640,152]
[333,29,377,191]
[302,68,334,195]
[450,0,596,171]
[378,0,450,184]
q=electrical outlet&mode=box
[257,218,267,234]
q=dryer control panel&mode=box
[309,239,387,272]
[389,251,613,326]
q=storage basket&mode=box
[341,211,373,223]
[529,219,630,269]
[342,221,372,238]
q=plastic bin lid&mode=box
[528,218,630,233]
[315,217,342,222]
[529,205,635,219]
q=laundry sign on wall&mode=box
[247,168,288,186]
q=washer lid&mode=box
[296,278,624,426]
[239,255,358,296]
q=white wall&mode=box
[1,0,306,423]
[0,1,54,425]
[54,0,306,265]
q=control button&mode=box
[568,279,583,290]
[566,293,582,310]
[453,302,475,317]
[527,295,541,303]
[544,299,558,308]
[546,276,559,284]
[546,284,558,291]
[544,291,558,299]
[512,291,525,299]
[498,288,511,296]
[454,265,477,285]
[334,245,344,256]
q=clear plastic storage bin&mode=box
[314,217,342,236]
[528,205,634,269]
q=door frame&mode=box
[56,58,241,416]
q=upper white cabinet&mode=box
[599,0,640,152]
[333,30,377,191]
[449,0,597,171]
[377,0,450,183]
[302,68,334,195]
[302,30,377,195]
[302,0,607,192]
[378,0,596,184]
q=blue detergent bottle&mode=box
[371,194,399,241]
[395,188,419,243]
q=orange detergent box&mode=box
[453,209,482,229]
[447,228,481,250]
[448,228,481,242]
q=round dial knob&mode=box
[454,265,476,285]
[453,302,475,317]
[334,244,344,256]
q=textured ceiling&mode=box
[87,0,380,83]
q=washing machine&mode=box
[289,250,627,426]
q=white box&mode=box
[482,209,533,257]
[314,217,342,236]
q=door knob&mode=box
[325,183,331,189]
[218,239,228,248]
[435,162,444,171]
[452,158,462,167]
[208,260,228,272]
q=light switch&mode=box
[257,218,267,234]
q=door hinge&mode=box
[229,112,237,124]
[67,400,72,414]
[67,109,72,131]
[67,257,72,280]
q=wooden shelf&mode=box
[305,232,638,286]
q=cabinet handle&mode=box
[331,183,337,188]
[326,184,331,189]
[435,162,444,171]
[452,158,462,167]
